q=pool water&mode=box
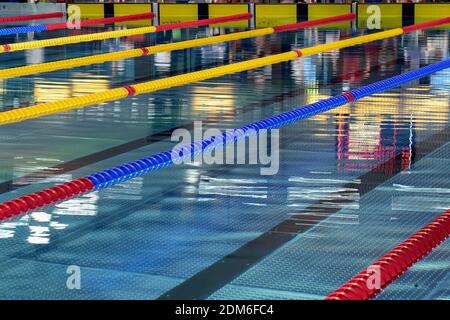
[0,22,449,300]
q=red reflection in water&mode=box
[336,113,412,176]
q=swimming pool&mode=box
[0,17,449,300]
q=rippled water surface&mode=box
[0,22,449,299]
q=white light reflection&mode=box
[154,51,172,69]
[392,184,450,212]
[53,191,99,216]
[287,176,360,224]
[27,226,50,245]
[31,211,51,223]
[198,176,268,200]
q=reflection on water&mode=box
[0,29,449,239]
[0,25,449,299]
[199,176,268,199]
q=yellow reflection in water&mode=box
[191,84,236,114]
[360,90,449,124]
[34,76,110,103]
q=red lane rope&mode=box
[343,91,355,102]
[0,178,94,221]
[154,13,252,32]
[272,13,355,33]
[0,12,64,24]
[402,16,450,33]
[326,208,450,300]
[45,12,154,31]
[2,44,11,52]
[123,85,136,97]
[141,47,150,55]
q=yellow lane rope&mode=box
[0,28,274,79]
[0,13,251,54]
[0,28,407,126]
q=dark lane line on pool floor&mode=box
[158,124,450,300]
[0,56,402,196]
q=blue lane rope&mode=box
[0,24,47,36]
[86,58,450,190]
